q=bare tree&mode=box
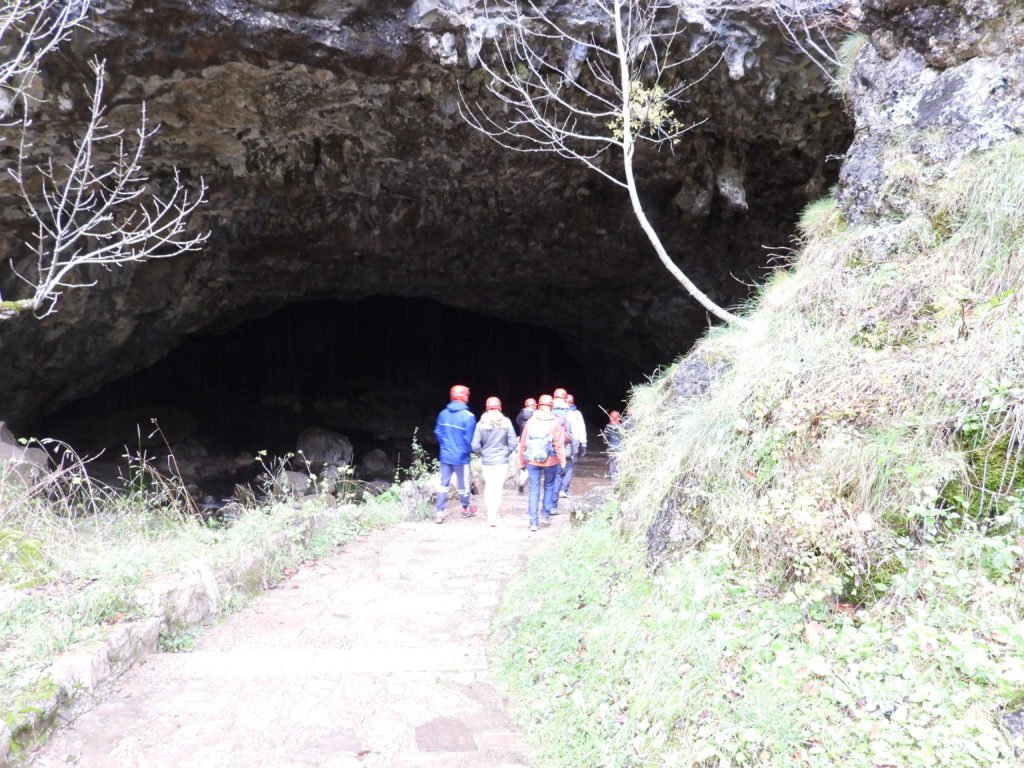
[461,0,747,326]
[768,0,859,84]
[0,0,208,320]
[0,0,90,110]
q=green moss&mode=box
[2,674,59,757]
[945,423,1024,522]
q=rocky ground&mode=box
[28,455,610,768]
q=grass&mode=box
[496,512,1024,767]
[0,463,406,720]
[498,137,1024,765]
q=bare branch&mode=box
[769,0,860,83]
[1,58,208,320]
[0,0,91,117]
[461,0,746,326]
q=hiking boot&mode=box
[461,505,477,518]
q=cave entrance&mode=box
[32,297,642,499]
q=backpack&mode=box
[554,408,574,455]
[524,420,554,462]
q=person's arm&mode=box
[576,412,587,453]
[554,422,566,468]
[461,411,476,456]
[471,421,482,455]
[506,420,517,456]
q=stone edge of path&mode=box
[0,508,339,768]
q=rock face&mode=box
[839,0,1024,220]
[0,0,850,428]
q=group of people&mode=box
[433,384,615,531]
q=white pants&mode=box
[480,462,509,525]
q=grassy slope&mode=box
[495,140,1024,767]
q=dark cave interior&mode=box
[30,297,644,495]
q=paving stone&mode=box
[415,718,478,752]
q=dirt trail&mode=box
[31,455,610,768]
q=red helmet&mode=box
[553,387,568,400]
[566,394,575,405]
[485,396,502,411]
[537,394,554,409]
[449,384,470,402]
[524,397,537,408]
[609,410,621,423]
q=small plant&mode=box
[158,627,200,653]
[832,32,867,97]
[798,193,844,241]
[401,428,438,483]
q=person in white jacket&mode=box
[471,397,518,527]
[560,393,588,497]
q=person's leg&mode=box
[561,456,576,496]
[550,461,568,513]
[526,464,542,529]
[482,463,506,525]
[550,460,564,502]
[540,464,558,524]
[454,463,472,514]
[435,462,455,522]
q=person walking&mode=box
[433,384,476,524]
[516,398,536,433]
[471,396,518,527]
[518,394,566,532]
[560,392,587,498]
[515,397,537,493]
[549,387,577,513]
[602,410,624,478]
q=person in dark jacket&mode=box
[433,384,476,523]
[602,410,623,478]
[514,397,537,493]
[471,396,518,527]
[516,398,537,433]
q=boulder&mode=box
[357,448,394,480]
[296,426,354,470]
[0,421,49,487]
[399,479,435,522]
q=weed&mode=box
[158,628,200,653]
[832,32,867,97]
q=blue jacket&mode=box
[434,401,476,464]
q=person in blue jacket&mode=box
[433,384,477,523]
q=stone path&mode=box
[31,455,609,768]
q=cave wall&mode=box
[0,0,851,425]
